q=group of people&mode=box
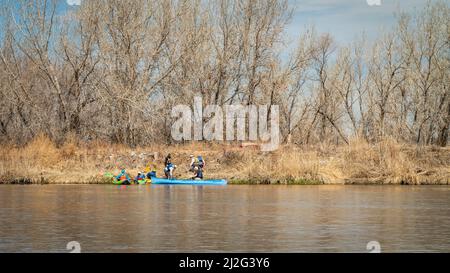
[115,154,205,184]
[115,169,156,185]
[164,154,205,179]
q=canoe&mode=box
[151,177,227,185]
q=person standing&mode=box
[164,154,176,179]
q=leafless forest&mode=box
[1,0,448,147]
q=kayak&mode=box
[136,179,151,185]
[113,179,151,185]
[113,179,131,185]
[151,177,227,185]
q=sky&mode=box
[66,0,81,5]
[1,0,439,46]
[62,0,440,46]
[286,0,441,46]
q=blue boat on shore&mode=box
[151,177,227,185]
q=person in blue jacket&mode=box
[189,155,205,179]
[116,169,131,184]
[134,172,146,182]
[146,171,156,179]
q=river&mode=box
[0,185,449,252]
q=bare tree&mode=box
[0,0,447,147]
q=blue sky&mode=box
[286,0,440,46]
[1,0,438,46]
[62,0,438,45]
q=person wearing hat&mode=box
[135,171,146,182]
[189,154,205,179]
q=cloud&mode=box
[67,0,82,6]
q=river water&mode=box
[0,185,449,252]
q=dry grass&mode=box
[0,135,448,184]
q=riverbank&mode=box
[0,136,449,185]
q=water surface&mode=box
[0,185,449,252]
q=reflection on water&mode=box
[0,185,449,252]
